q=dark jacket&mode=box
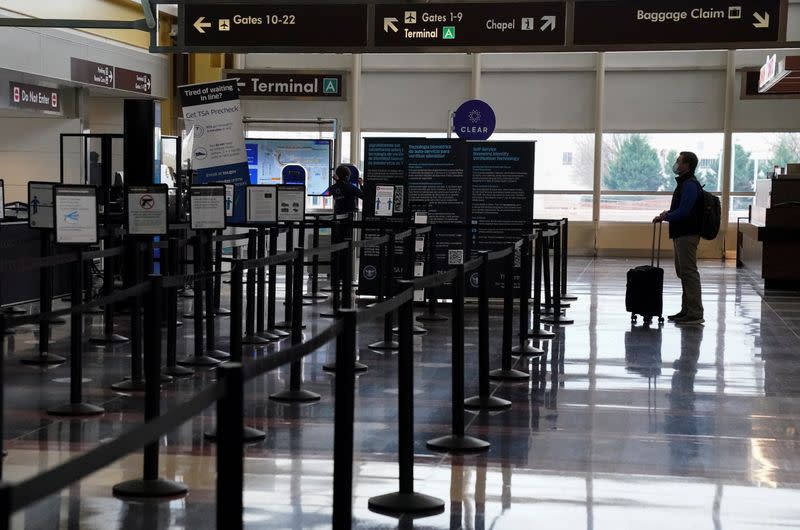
[327,180,363,215]
[668,173,703,239]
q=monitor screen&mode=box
[245,139,332,196]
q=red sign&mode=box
[9,82,61,112]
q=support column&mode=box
[720,50,735,259]
[592,52,605,255]
[470,53,482,100]
[350,54,362,166]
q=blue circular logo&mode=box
[363,265,378,280]
[469,273,479,288]
[453,99,496,141]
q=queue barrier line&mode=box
[356,288,413,325]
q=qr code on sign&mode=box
[448,249,464,265]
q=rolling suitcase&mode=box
[625,222,665,326]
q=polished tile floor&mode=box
[2,257,800,529]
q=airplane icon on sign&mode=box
[405,11,417,24]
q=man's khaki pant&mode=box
[673,234,703,318]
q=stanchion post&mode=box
[332,309,357,528]
[204,234,229,359]
[341,237,353,310]
[276,223,295,329]
[417,226,447,323]
[560,218,578,301]
[490,249,529,381]
[178,235,220,367]
[304,216,327,301]
[368,281,444,517]
[48,256,104,416]
[256,228,267,334]
[265,227,288,338]
[426,264,490,453]
[242,230,268,345]
[165,238,193,377]
[512,236,543,356]
[213,230,231,315]
[320,218,341,319]
[466,253,511,409]
[90,232,128,344]
[529,232,555,340]
[369,232,399,351]
[546,223,573,326]
[216,363,245,530]
[112,241,148,390]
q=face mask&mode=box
[672,162,681,175]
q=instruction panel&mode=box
[54,185,98,244]
[190,185,226,230]
[127,185,168,235]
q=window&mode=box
[562,152,573,166]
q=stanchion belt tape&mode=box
[242,321,344,381]
[353,234,390,249]
[463,254,485,273]
[0,235,39,250]
[82,246,126,261]
[393,228,413,242]
[540,229,559,238]
[8,382,225,513]
[5,281,152,328]
[415,226,432,235]
[210,232,255,244]
[304,241,350,258]
[241,249,297,270]
[411,267,459,291]
[487,246,515,262]
[161,269,223,290]
[356,287,414,324]
[153,240,189,249]
[0,252,79,273]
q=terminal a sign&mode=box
[223,70,343,99]
[184,4,368,48]
[374,2,565,48]
[9,82,61,112]
[574,0,782,45]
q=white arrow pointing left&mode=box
[753,12,770,29]
[540,15,556,32]
[384,17,399,33]
[194,16,212,33]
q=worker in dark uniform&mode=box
[326,164,363,215]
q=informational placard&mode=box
[573,0,781,46]
[246,185,278,224]
[277,185,306,222]
[180,79,250,222]
[224,70,344,99]
[54,185,98,245]
[190,185,226,230]
[467,142,535,297]
[115,67,152,94]
[0,179,4,220]
[28,181,55,229]
[375,2,565,48]
[126,184,169,235]
[374,186,395,216]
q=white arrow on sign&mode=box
[384,17,399,33]
[752,12,770,29]
[540,15,556,31]
[194,16,212,33]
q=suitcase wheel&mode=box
[630,314,637,323]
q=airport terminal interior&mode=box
[1,1,800,529]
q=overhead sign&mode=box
[453,99,496,140]
[179,79,250,223]
[115,67,152,94]
[184,3,368,48]
[375,2,565,48]
[574,0,781,45]
[28,181,55,229]
[276,185,306,222]
[9,82,60,112]
[223,70,344,99]
[70,58,114,88]
[190,185,226,230]
[759,54,778,89]
[54,185,98,245]
[127,185,168,235]
[246,185,278,224]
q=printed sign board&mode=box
[190,185,227,230]
[276,185,306,222]
[28,181,55,229]
[224,70,344,99]
[246,185,278,224]
[9,82,61,112]
[0,179,4,220]
[127,184,168,235]
[54,185,98,245]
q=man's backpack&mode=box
[698,184,721,240]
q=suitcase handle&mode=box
[651,221,662,267]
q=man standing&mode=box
[326,164,363,216]
[653,152,704,325]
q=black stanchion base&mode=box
[539,308,567,317]
[214,307,232,316]
[2,306,27,315]
[177,355,221,367]
[464,395,512,411]
[561,293,579,301]
[242,334,271,345]
[489,368,529,381]
[164,365,195,378]
[204,426,266,443]
[275,321,307,330]
[322,361,368,373]
[511,341,545,356]
[540,316,574,326]
[160,374,173,383]
[368,492,445,517]
[319,286,333,293]
[426,434,490,453]
[112,478,188,500]
[47,402,105,417]
[205,349,230,360]
[368,340,399,351]
[392,325,427,335]
[542,302,571,309]
[416,313,448,323]
[257,330,282,341]
[269,389,321,403]
[181,312,207,320]
[111,379,147,392]
[266,328,290,338]
[303,293,329,301]
[49,317,67,325]
[19,353,66,365]
[528,328,556,340]
[318,310,338,318]
[89,334,130,345]
[178,290,194,299]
